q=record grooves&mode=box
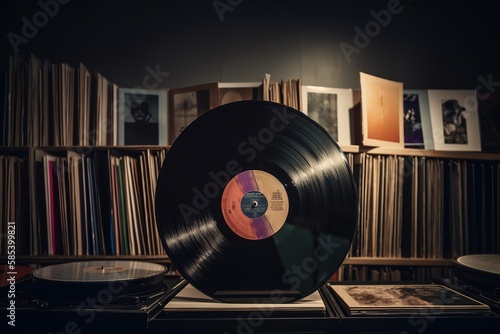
[155,100,358,303]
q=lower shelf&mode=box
[343,257,452,266]
[8,255,452,267]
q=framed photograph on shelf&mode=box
[168,83,218,144]
[403,89,434,150]
[427,89,481,151]
[301,85,353,146]
[118,88,168,146]
[360,72,404,148]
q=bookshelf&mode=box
[342,257,452,266]
[349,146,500,161]
[338,146,500,282]
[2,144,499,273]
[1,54,499,282]
[0,145,169,260]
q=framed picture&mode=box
[403,89,433,150]
[360,72,404,148]
[168,83,218,144]
[427,89,481,151]
[118,88,168,146]
[301,85,353,146]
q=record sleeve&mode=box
[155,100,358,303]
[164,283,326,315]
[329,283,490,316]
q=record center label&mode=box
[222,170,289,240]
[241,191,268,218]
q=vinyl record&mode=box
[454,254,500,277]
[31,261,167,299]
[33,260,166,283]
[453,254,500,293]
[156,100,357,303]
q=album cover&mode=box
[360,72,404,148]
[427,89,481,151]
[301,85,353,146]
[118,88,168,146]
[329,284,490,316]
[403,89,433,149]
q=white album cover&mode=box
[427,89,481,151]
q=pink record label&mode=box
[221,170,289,240]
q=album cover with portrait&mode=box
[427,89,481,151]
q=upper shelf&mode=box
[340,145,500,161]
[2,145,500,161]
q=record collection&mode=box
[3,100,500,334]
[155,100,358,303]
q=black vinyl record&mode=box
[155,100,357,303]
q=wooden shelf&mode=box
[3,145,499,161]
[340,145,361,153]
[7,255,453,268]
[343,257,453,266]
[339,145,500,160]
[7,255,171,266]
[1,144,495,275]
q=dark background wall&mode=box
[1,0,500,144]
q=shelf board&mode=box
[338,145,500,160]
[9,256,453,267]
[361,147,500,160]
[10,255,171,265]
[2,145,499,161]
[340,145,361,153]
[343,257,453,266]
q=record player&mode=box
[449,254,500,313]
[1,261,186,334]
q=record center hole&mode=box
[251,200,259,208]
